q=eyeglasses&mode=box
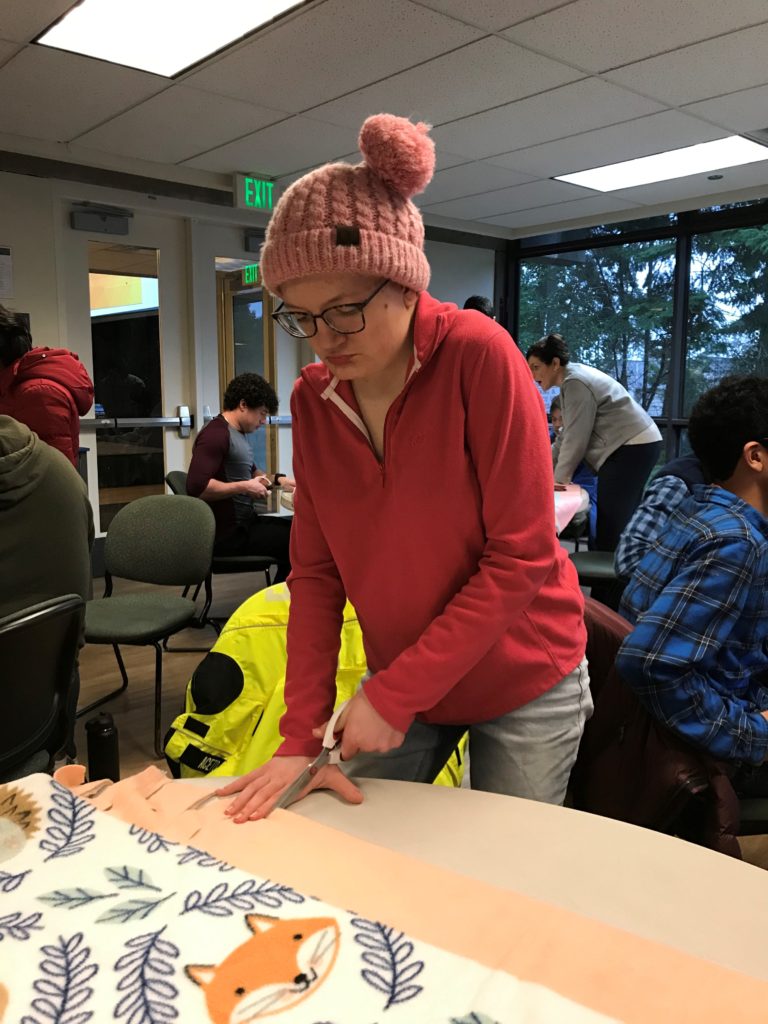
[272,279,389,339]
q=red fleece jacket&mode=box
[0,348,94,466]
[279,292,586,757]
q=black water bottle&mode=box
[85,712,120,782]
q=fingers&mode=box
[322,768,364,805]
[215,771,260,796]
[229,779,287,823]
[223,773,273,819]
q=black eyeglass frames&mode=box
[272,279,389,339]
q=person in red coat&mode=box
[0,305,94,466]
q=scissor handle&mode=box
[321,700,348,763]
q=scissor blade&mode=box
[271,747,332,812]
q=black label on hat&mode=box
[335,225,361,246]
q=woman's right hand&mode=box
[215,755,363,822]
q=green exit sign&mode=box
[234,174,276,211]
[242,263,260,285]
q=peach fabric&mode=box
[62,768,768,1023]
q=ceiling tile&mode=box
[503,0,768,74]
[482,196,642,230]
[182,116,359,176]
[412,0,573,32]
[606,23,768,106]
[306,35,582,130]
[609,158,768,207]
[479,194,643,230]
[422,178,586,219]
[0,38,21,66]
[75,86,290,165]
[274,145,468,191]
[184,0,481,115]
[487,111,728,178]
[0,1,74,43]
[0,46,166,141]
[415,160,535,206]
[431,78,664,159]
[684,85,768,134]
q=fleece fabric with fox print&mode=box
[0,776,615,1023]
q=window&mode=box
[685,223,768,412]
[519,239,676,414]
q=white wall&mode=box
[424,238,496,310]
[0,169,274,532]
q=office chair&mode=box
[79,495,215,758]
[165,470,275,605]
[0,594,84,782]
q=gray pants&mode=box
[346,659,592,806]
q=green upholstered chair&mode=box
[165,470,275,610]
[0,594,84,782]
[80,495,215,757]
[165,469,189,497]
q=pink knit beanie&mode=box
[260,113,435,296]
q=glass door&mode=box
[89,242,165,529]
[216,262,277,475]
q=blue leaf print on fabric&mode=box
[114,927,179,1024]
[175,847,234,872]
[449,1015,502,1024]
[38,888,118,911]
[181,879,305,917]
[0,911,44,942]
[96,892,175,925]
[39,784,96,862]
[0,868,30,893]
[352,917,425,1010]
[20,931,98,1024]
[128,826,178,855]
[106,866,162,891]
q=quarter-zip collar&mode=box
[305,291,453,440]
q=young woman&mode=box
[528,334,662,552]
[219,115,589,821]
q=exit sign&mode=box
[242,263,260,285]
[234,174,276,211]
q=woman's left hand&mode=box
[313,689,405,761]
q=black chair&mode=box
[79,495,215,758]
[0,595,84,782]
[165,470,275,599]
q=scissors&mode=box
[271,700,348,813]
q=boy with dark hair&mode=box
[0,305,93,466]
[187,373,295,582]
[616,376,768,788]
[462,295,495,319]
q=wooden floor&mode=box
[76,572,265,778]
[75,572,768,870]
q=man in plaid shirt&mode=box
[617,377,768,788]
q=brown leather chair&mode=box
[571,598,742,858]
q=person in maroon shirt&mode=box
[186,373,295,582]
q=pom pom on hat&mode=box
[260,113,434,296]
[359,113,436,198]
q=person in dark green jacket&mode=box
[0,415,94,760]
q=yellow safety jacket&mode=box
[164,583,465,787]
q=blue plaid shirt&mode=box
[617,485,768,764]
[615,474,690,578]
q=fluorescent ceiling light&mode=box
[37,0,299,77]
[556,136,768,192]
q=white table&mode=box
[270,779,768,981]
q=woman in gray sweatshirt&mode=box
[527,333,662,551]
